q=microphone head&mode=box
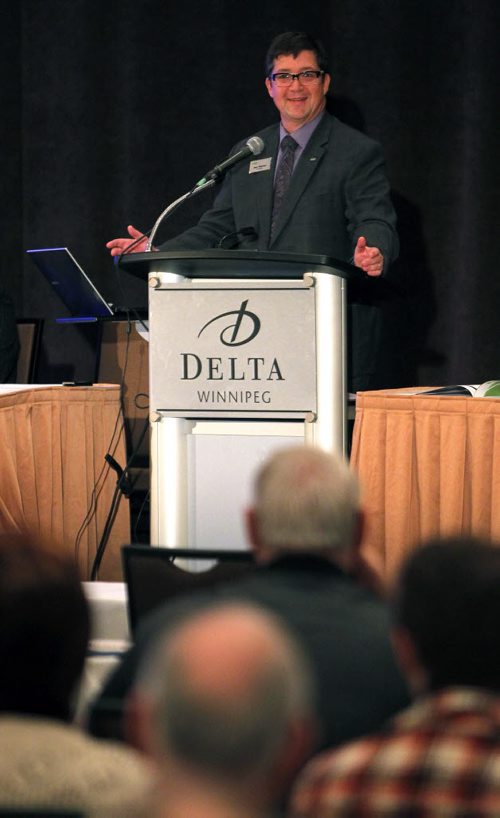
[246,136,265,156]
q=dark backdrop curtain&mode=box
[2,0,498,385]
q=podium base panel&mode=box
[151,420,305,549]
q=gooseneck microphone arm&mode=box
[146,178,215,251]
[146,135,265,251]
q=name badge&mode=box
[249,157,272,174]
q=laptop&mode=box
[122,545,256,634]
[26,247,146,324]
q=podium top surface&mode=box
[119,249,360,281]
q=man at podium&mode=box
[107,31,399,392]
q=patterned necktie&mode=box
[270,135,298,240]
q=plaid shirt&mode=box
[291,688,500,817]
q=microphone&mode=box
[196,136,264,187]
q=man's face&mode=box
[265,49,330,132]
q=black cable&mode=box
[90,415,150,579]
[90,482,123,580]
[132,488,151,543]
[73,401,125,570]
[74,315,133,573]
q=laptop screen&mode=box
[26,247,114,321]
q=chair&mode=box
[16,319,43,384]
[87,544,255,742]
[122,545,256,635]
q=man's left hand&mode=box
[354,236,384,277]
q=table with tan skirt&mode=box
[351,388,500,587]
[0,384,131,581]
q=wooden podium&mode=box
[120,250,357,549]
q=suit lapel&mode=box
[268,114,332,246]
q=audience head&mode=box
[129,601,316,802]
[246,446,362,566]
[392,536,500,695]
[0,533,90,721]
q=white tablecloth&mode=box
[77,582,130,722]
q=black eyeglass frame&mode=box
[269,70,325,85]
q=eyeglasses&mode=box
[270,70,325,86]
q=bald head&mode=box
[165,605,295,702]
[248,445,361,558]
[134,602,314,780]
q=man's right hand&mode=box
[106,225,148,257]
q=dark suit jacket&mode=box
[160,114,401,391]
[88,555,410,753]
[161,112,398,262]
